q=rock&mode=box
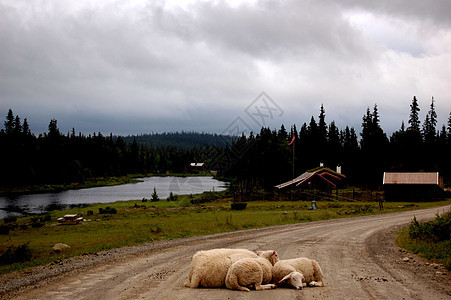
[431,263,440,269]
[52,243,71,253]
[403,257,410,262]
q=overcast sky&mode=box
[1,0,450,136]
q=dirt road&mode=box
[6,205,451,299]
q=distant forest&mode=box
[1,96,450,189]
[120,132,234,149]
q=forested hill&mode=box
[120,132,236,149]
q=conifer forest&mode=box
[1,96,450,190]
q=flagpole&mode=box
[292,135,295,201]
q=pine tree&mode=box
[318,104,328,145]
[151,187,159,202]
[448,112,451,144]
[360,107,372,150]
[22,118,31,136]
[48,119,60,138]
[13,115,22,136]
[4,109,14,135]
[423,97,437,144]
[408,96,421,132]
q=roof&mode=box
[383,172,440,185]
[189,163,205,167]
[275,167,346,189]
[275,172,313,189]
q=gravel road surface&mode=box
[2,204,450,299]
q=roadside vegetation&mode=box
[1,190,449,275]
[396,209,451,270]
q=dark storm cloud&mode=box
[0,0,450,136]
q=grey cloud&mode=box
[0,0,450,137]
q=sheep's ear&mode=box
[256,251,263,256]
[279,274,291,284]
[302,277,305,283]
[272,251,277,256]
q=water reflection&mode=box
[0,176,227,218]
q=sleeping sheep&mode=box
[185,248,272,288]
[225,250,279,292]
[272,257,324,289]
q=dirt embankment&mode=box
[1,205,450,300]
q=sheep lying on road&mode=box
[225,250,279,292]
[273,257,324,289]
[185,248,273,288]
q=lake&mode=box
[0,176,227,219]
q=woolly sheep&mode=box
[185,248,261,288]
[273,257,324,289]
[225,250,279,292]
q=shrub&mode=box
[0,243,32,264]
[3,216,17,223]
[167,191,177,202]
[31,222,45,228]
[87,210,94,216]
[0,225,10,235]
[99,207,117,214]
[409,211,451,242]
[231,202,247,210]
[151,187,159,202]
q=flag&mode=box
[288,134,295,146]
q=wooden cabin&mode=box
[383,172,445,201]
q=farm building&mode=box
[275,167,347,195]
[187,162,206,173]
[383,172,445,201]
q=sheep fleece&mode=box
[225,257,273,291]
[185,248,258,288]
[273,257,324,286]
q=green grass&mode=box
[1,194,450,275]
[396,209,451,270]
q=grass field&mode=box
[1,192,450,274]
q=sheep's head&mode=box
[279,271,305,290]
[256,250,279,265]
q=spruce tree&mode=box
[13,115,22,136]
[22,118,31,136]
[408,96,421,132]
[4,109,14,135]
[318,104,328,145]
[423,97,437,144]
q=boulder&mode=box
[52,243,71,253]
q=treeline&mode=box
[222,97,451,188]
[1,96,450,189]
[121,132,234,150]
[0,110,203,186]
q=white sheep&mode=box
[185,248,261,288]
[225,250,279,292]
[272,257,324,289]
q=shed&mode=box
[383,172,445,201]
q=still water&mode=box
[0,176,227,219]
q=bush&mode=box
[0,243,32,264]
[3,216,17,223]
[31,222,45,228]
[409,211,451,242]
[0,225,10,235]
[99,207,117,214]
[87,210,93,216]
[231,202,247,210]
[151,187,159,202]
[167,191,177,202]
